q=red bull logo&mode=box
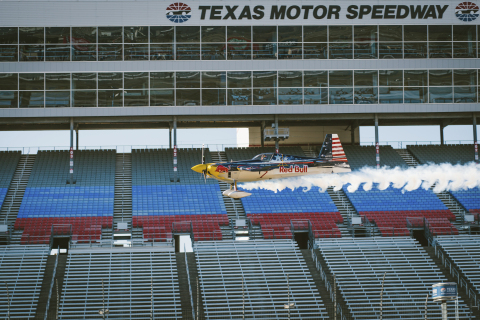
[279,165,308,173]
[215,165,229,173]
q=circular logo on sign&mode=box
[166,2,192,23]
[455,2,479,21]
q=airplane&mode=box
[191,134,351,199]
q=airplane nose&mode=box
[191,164,208,173]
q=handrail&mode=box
[44,251,59,320]
[184,248,195,320]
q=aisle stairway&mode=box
[395,149,419,167]
[113,153,132,232]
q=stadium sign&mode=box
[432,283,458,301]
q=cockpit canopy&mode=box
[251,153,301,162]
[251,153,274,161]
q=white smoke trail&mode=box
[241,162,480,194]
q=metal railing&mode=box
[184,247,195,320]
[69,238,174,249]
[44,251,59,320]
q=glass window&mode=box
[454,87,476,103]
[404,70,428,86]
[124,27,148,43]
[404,87,428,103]
[453,42,476,58]
[124,44,149,60]
[227,71,251,88]
[150,26,174,43]
[454,69,477,86]
[453,25,476,41]
[404,25,427,41]
[429,42,452,58]
[329,43,352,59]
[227,26,251,42]
[19,73,44,90]
[404,43,427,58]
[279,88,302,104]
[124,72,148,89]
[72,44,96,61]
[354,26,377,42]
[19,91,44,108]
[379,70,403,86]
[379,43,402,59]
[329,26,352,42]
[202,72,226,88]
[124,90,148,106]
[227,41,251,60]
[354,87,377,104]
[73,90,96,107]
[202,89,226,106]
[151,72,175,89]
[429,70,452,86]
[253,43,276,59]
[176,72,200,88]
[303,43,327,59]
[176,26,200,42]
[0,73,18,90]
[202,26,225,43]
[176,44,200,60]
[253,26,276,42]
[354,43,377,59]
[176,89,200,106]
[378,26,402,42]
[45,45,70,61]
[98,73,122,90]
[73,73,96,90]
[329,71,352,87]
[19,45,44,62]
[253,71,277,88]
[98,44,122,61]
[150,89,174,106]
[150,44,174,60]
[98,27,122,43]
[304,26,327,42]
[0,27,18,44]
[278,71,302,87]
[429,87,452,103]
[45,73,70,90]
[329,88,353,104]
[227,89,251,105]
[201,43,225,60]
[0,46,18,62]
[98,90,123,107]
[19,27,44,44]
[354,70,377,87]
[304,88,328,104]
[304,71,327,87]
[379,87,403,104]
[0,91,18,108]
[278,43,302,59]
[46,27,70,44]
[72,27,96,43]
[253,88,276,105]
[45,91,69,108]
[429,25,452,41]
[278,26,302,42]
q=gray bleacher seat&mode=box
[343,145,408,170]
[0,151,21,189]
[407,145,475,165]
[195,240,328,319]
[315,237,470,319]
[0,245,49,319]
[224,146,306,161]
[59,247,181,319]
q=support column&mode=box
[440,124,445,146]
[474,113,478,163]
[375,114,380,169]
[69,118,74,184]
[173,117,178,182]
[261,121,265,148]
[75,126,79,151]
[169,124,172,149]
[274,115,279,153]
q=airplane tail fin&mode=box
[318,134,348,162]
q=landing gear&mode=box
[223,180,251,199]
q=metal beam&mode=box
[274,115,279,153]
[75,125,79,151]
[474,113,478,163]
[69,118,74,184]
[440,124,445,146]
[375,114,380,169]
[261,121,265,148]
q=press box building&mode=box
[0,0,479,146]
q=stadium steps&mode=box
[0,154,35,226]
[301,249,336,320]
[175,253,195,320]
[301,146,317,158]
[10,229,23,244]
[113,153,132,229]
[46,253,67,320]
[396,148,420,167]
[434,190,469,233]
[186,252,205,319]
[424,246,480,320]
